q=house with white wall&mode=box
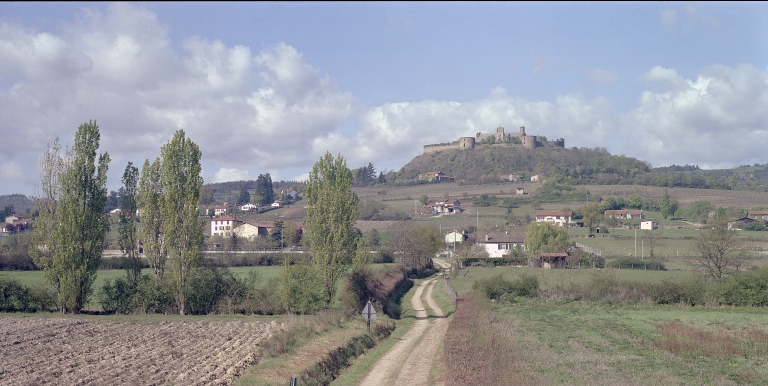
[476,233,525,258]
[535,211,573,227]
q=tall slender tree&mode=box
[304,152,359,307]
[137,158,166,277]
[30,121,110,313]
[256,173,274,204]
[118,162,141,287]
[160,130,204,315]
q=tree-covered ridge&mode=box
[390,147,768,191]
[395,146,650,184]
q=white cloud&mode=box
[0,3,353,194]
[213,167,251,183]
[0,162,25,183]
[588,68,620,85]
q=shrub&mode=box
[718,267,768,306]
[0,276,55,312]
[341,265,383,312]
[609,257,666,270]
[649,278,707,305]
[473,273,539,301]
[186,266,243,315]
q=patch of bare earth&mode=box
[0,317,284,385]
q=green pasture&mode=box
[492,299,768,385]
[446,266,697,296]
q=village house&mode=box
[535,211,573,227]
[233,221,275,239]
[444,230,466,244]
[241,203,260,211]
[210,215,241,238]
[748,210,768,221]
[430,199,462,214]
[0,222,14,236]
[640,220,655,230]
[501,173,521,182]
[515,187,525,195]
[604,209,643,219]
[530,174,542,182]
[418,171,454,182]
[205,205,232,217]
[271,200,283,208]
[476,233,525,258]
[5,215,19,224]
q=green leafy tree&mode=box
[660,189,679,219]
[137,158,166,277]
[271,220,284,248]
[366,228,380,249]
[524,222,569,258]
[256,173,274,204]
[118,162,141,287]
[199,186,214,205]
[160,130,204,315]
[581,203,604,236]
[418,194,430,205]
[30,121,110,313]
[304,152,359,308]
[236,187,250,206]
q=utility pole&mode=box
[634,229,637,258]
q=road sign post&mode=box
[361,300,377,332]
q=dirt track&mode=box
[359,259,451,386]
[0,318,284,385]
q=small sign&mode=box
[361,300,377,321]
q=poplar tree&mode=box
[160,130,204,315]
[304,152,359,308]
[118,162,141,287]
[137,158,166,277]
[30,121,110,313]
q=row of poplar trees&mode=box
[31,121,204,315]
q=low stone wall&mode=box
[423,144,458,154]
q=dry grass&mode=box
[443,294,540,386]
[654,323,768,358]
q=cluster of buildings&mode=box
[0,215,33,237]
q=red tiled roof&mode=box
[748,211,768,215]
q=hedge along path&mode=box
[358,273,448,386]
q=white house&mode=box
[241,203,260,211]
[444,230,465,244]
[640,220,655,230]
[233,221,274,239]
[501,173,521,182]
[535,211,573,227]
[109,208,122,215]
[748,211,768,221]
[431,199,462,214]
[530,174,541,182]
[271,200,283,208]
[515,187,525,195]
[211,215,241,237]
[476,233,525,258]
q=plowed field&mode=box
[0,317,284,385]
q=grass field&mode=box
[486,299,768,385]
[446,265,698,296]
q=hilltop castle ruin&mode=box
[424,125,564,154]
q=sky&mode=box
[0,2,767,196]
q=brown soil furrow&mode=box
[0,317,283,386]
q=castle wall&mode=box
[423,144,458,154]
[459,137,475,150]
[522,135,537,149]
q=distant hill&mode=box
[388,146,768,192]
[0,194,36,217]
[393,145,650,184]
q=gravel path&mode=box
[359,258,451,386]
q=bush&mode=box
[342,265,383,312]
[280,260,325,314]
[0,276,55,312]
[473,273,539,301]
[649,278,707,305]
[186,266,244,315]
[718,267,768,306]
[0,253,37,270]
[609,257,666,270]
